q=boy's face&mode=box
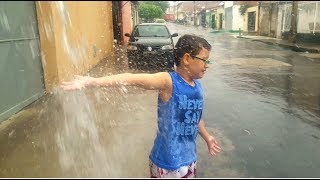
[186,47,211,79]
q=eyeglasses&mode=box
[190,55,212,64]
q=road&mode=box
[165,23,320,178]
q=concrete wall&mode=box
[224,6,233,30]
[277,1,320,34]
[277,2,318,34]
[36,1,114,91]
[259,3,278,37]
[277,2,320,42]
[297,2,320,33]
[270,4,278,37]
[277,3,294,38]
[259,3,272,36]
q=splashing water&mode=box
[45,1,154,177]
[55,89,117,177]
[55,1,88,65]
[51,2,119,177]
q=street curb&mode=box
[236,36,320,53]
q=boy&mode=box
[61,34,221,178]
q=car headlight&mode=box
[161,44,173,50]
[127,45,137,50]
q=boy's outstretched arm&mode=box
[61,72,171,91]
[198,119,222,156]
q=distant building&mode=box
[277,1,320,43]
[176,1,222,27]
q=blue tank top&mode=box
[149,71,203,170]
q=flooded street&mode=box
[165,23,320,177]
[0,22,320,178]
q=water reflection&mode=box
[218,53,320,124]
[196,30,320,177]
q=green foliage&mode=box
[142,1,169,12]
[239,4,251,15]
[138,3,164,22]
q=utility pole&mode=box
[176,2,179,21]
[193,1,196,26]
[173,1,176,21]
[288,1,298,43]
[257,2,261,36]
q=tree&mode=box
[138,3,164,22]
[143,1,169,12]
[239,4,251,16]
[288,1,298,43]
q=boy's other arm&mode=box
[199,119,222,156]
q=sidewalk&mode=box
[233,34,320,53]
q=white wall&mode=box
[277,2,320,35]
[297,2,320,33]
[232,5,244,30]
[276,5,283,38]
[167,6,175,14]
[224,1,233,8]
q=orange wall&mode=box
[36,1,114,91]
[121,1,133,45]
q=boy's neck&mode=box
[176,67,194,85]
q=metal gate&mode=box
[212,14,216,29]
[248,11,256,32]
[0,1,45,122]
[219,13,223,29]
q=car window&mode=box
[132,25,169,37]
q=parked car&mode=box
[125,23,178,72]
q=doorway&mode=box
[211,14,216,29]
[219,13,223,29]
[248,11,256,32]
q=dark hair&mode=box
[174,34,211,66]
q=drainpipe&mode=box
[176,3,178,21]
[288,1,298,43]
[257,2,261,35]
[173,1,176,21]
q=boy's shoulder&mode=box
[154,71,172,84]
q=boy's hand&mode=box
[61,75,94,91]
[207,136,222,156]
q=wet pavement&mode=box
[236,35,320,53]
[1,22,320,178]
